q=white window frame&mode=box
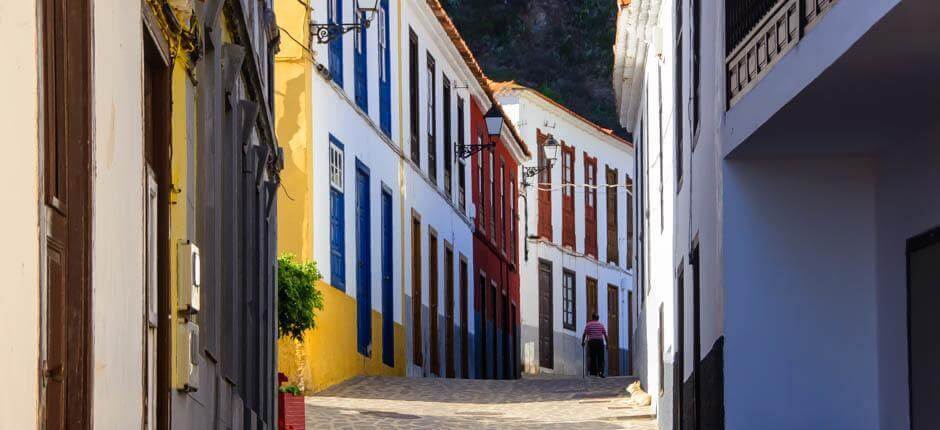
[330,143,345,192]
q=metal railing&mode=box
[726,0,838,107]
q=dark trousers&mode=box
[587,339,605,376]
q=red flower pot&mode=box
[278,373,306,430]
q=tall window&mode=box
[561,144,575,249]
[606,166,620,266]
[353,9,368,111]
[675,0,684,191]
[536,130,553,240]
[562,269,576,331]
[408,30,419,164]
[378,0,392,135]
[626,175,635,270]
[488,151,495,237]
[509,174,516,262]
[443,76,453,197]
[328,0,343,87]
[427,54,437,183]
[499,159,506,251]
[477,136,485,231]
[584,154,598,258]
[329,137,346,290]
[457,98,466,212]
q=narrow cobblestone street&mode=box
[306,376,657,429]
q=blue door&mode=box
[329,138,346,291]
[381,187,395,367]
[356,161,372,356]
[354,10,368,111]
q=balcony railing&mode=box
[726,0,837,107]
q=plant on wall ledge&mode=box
[278,253,324,341]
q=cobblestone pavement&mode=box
[306,375,657,429]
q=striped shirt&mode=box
[583,320,607,341]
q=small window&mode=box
[330,143,344,191]
[563,269,576,330]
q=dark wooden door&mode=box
[607,285,620,377]
[355,164,372,356]
[429,232,439,376]
[459,259,469,378]
[479,273,487,378]
[536,131,553,240]
[538,261,554,369]
[445,247,455,378]
[43,0,92,427]
[691,245,702,429]
[381,190,394,367]
[627,290,634,375]
[586,278,598,319]
[411,216,422,367]
[561,144,575,248]
[605,167,619,264]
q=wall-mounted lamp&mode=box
[310,0,379,44]
[457,105,504,159]
[522,135,560,182]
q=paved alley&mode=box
[306,376,657,429]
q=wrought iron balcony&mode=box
[726,0,838,107]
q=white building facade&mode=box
[616,0,940,429]
[496,84,636,377]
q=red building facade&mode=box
[470,97,527,380]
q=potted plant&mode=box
[277,254,323,430]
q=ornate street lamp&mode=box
[311,0,379,44]
[522,135,560,180]
[457,105,504,159]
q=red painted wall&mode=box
[469,99,521,335]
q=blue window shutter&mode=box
[354,11,368,111]
[379,0,392,136]
[328,0,344,87]
[330,189,345,291]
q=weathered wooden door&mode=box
[42,0,92,427]
[538,261,554,369]
[459,259,469,378]
[429,232,439,375]
[586,278,598,320]
[411,215,422,367]
[607,285,620,377]
[445,247,455,378]
[355,162,372,356]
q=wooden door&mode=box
[561,144,575,248]
[605,167,619,264]
[429,231,439,375]
[445,246,455,378]
[586,278,598,320]
[490,282,498,375]
[627,290,634,376]
[478,273,487,378]
[144,169,159,430]
[538,261,554,369]
[583,155,598,257]
[607,285,620,377]
[42,0,92,427]
[355,163,372,357]
[381,189,394,367]
[536,131,553,240]
[691,245,702,429]
[411,215,422,367]
[459,259,469,378]
[502,291,510,379]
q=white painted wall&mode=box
[308,0,407,328]
[500,89,635,376]
[91,1,146,427]
[0,1,41,428]
[399,0,482,376]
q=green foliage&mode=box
[277,253,324,342]
[279,384,302,396]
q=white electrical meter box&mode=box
[175,321,200,392]
[177,241,201,315]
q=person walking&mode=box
[581,313,608,377]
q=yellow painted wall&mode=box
[274,0,314,260]
[278,282,406,393]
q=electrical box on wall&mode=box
[178,241,201,315]
[175,241,201,392]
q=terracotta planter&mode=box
[278,373,306,430]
